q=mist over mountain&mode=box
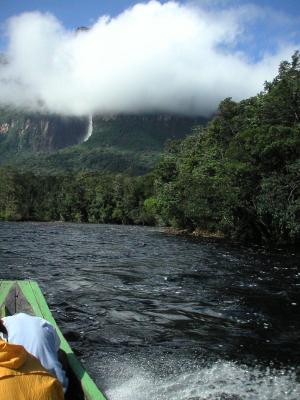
[0,1,299,175]
[0,1,298,117]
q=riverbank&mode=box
[164,226,225,239]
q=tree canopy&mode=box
[153,51,300,245]
[0,52,299,246]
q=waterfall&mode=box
[83,114,93,141]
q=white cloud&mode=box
[0,1,298,116]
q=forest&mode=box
[1,52,299,246]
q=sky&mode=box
[0,0,299,116]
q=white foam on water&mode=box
[106,361,300,400]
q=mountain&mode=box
[89,114,207,151]
[0,108,89,160]
[0,109,209,174]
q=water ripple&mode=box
[0,221,299,399]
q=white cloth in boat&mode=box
[2,313,68,392]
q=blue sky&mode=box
[1,0,300,24]
[0,0,300,56]
[0,1,145,29]
[1,1,137,51]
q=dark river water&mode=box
[0,222,299,399]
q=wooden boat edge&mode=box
[0,280,107,400]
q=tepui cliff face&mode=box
[0,109,209,173]
[0,110,89,157]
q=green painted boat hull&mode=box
[0,280,107,400]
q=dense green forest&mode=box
[0,52,299,245]
[0,168,155,225]
[0,113,206,175]
[153,51,300,245]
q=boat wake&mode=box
[106,360,299,400]
[1,222,299,400]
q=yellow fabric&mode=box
[0,340,64,400]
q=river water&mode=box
[0,222,299,399]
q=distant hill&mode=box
[0,108,88,160]
[0,110,209,174]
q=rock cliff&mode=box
[0,110,208,173]
[0,109,89,161]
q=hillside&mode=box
[0,108,89,161]
[153,51,300,244]
[0,52,298,245]
[0,111,208,174]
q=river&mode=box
[0,222,299,399]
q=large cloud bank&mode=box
[0,1,298,116]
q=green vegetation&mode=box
[0,108,88,165]
[0,53,299,246]
[0,113,206,174]
[0,167,155,225]
[9,146,158,176]
[153,51,300,245]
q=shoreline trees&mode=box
[0,52,299,246]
